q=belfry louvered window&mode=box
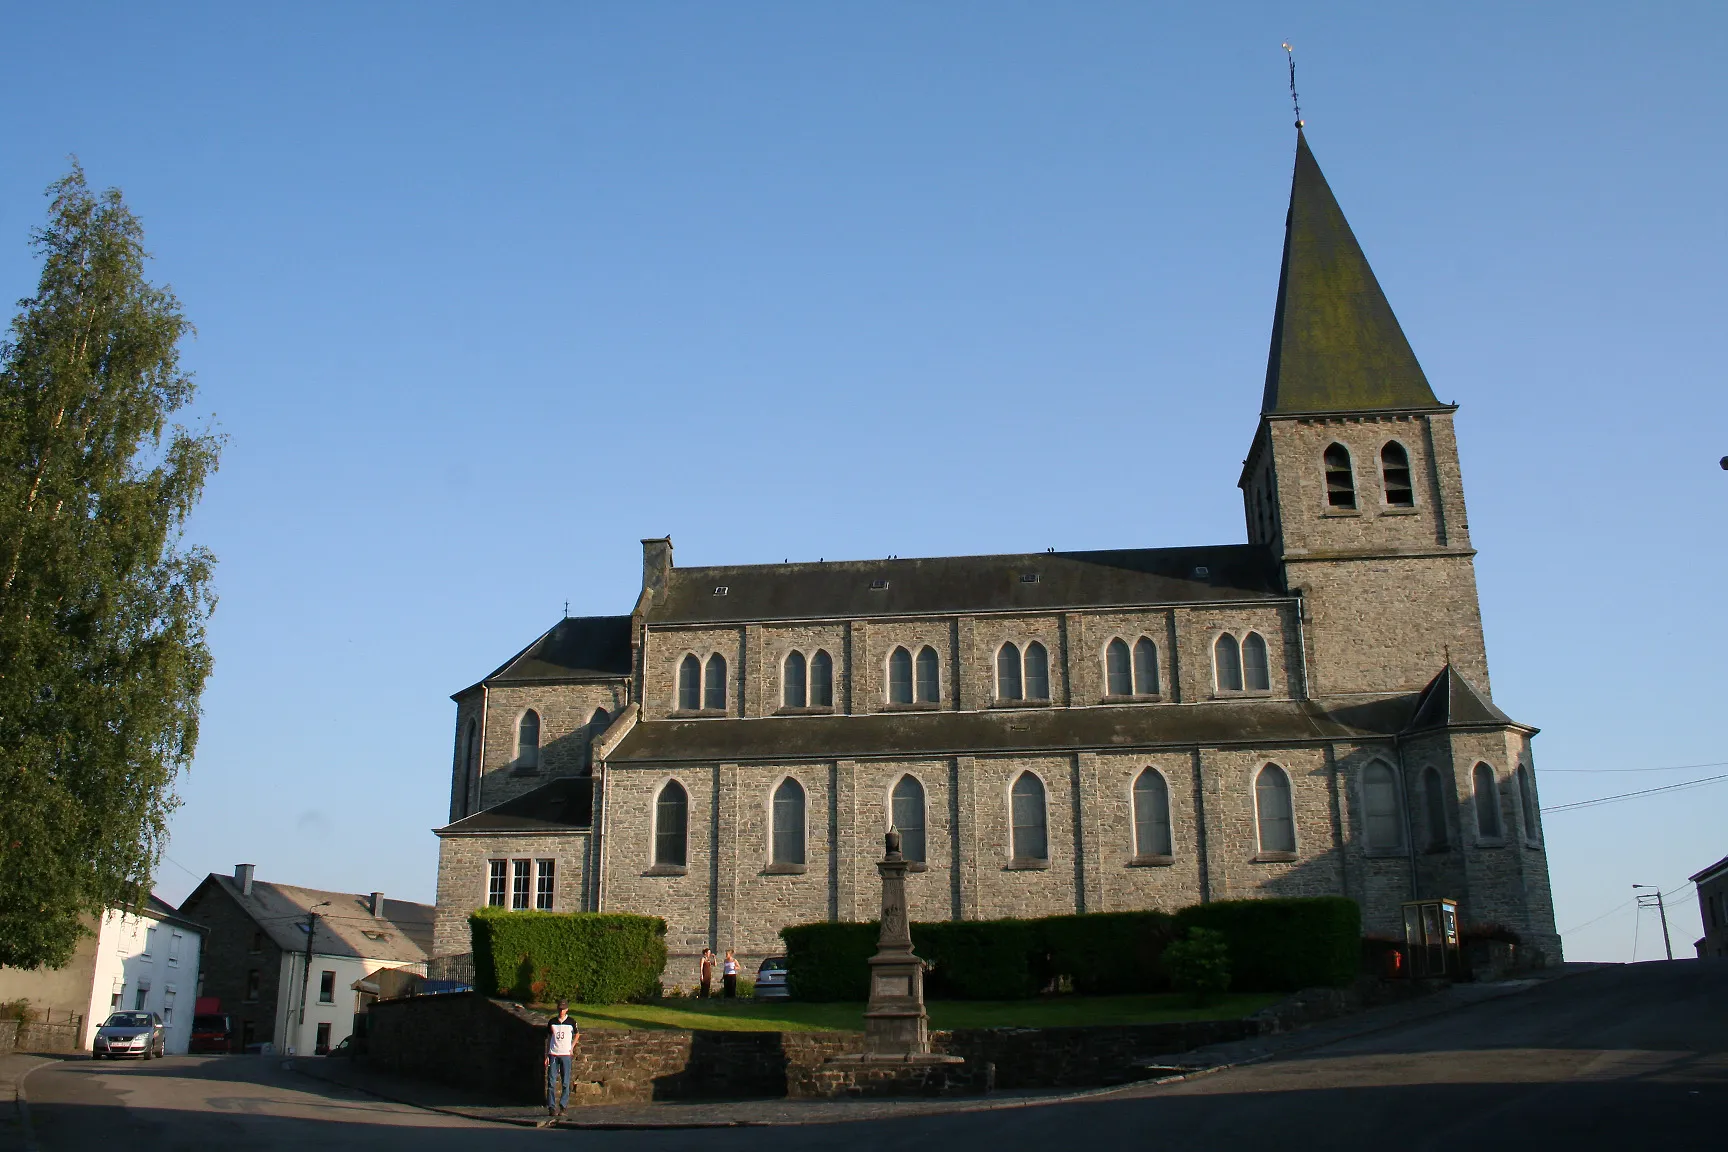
[1381,442,1414,507]
[678,655,701,710]
[1324,443,1356,509]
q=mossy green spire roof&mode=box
[1261,130,1445,416]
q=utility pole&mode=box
[296,901,329,1054]
[1633,885,1673,960]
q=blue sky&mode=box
[3,2,1722,963]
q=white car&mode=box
[93,1011,166,1059]
[754,956,790,1000]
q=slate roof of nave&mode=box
[473,614,634,690]
[647,544,1283,627]
[437,776,595,835]
[608,695,1420,765]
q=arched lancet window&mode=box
[1133,768,1172,858]
[516,710,540,769]
[783,651,807,708]
[996,642,1023,701]
[678,655,701,711]
[915,646,940,703]
[1324,443,1357,509]
[1242,632,1271,692]
[1422,767,1448,850]
[1517,764,1539,842]
[810,650,833,707]
[1134,637,1159,695]
[772,777,806,865]
[1214,633,1243,692]
[1010,771,1048,861]
[1473,763,1501,838]
[1105,639,1132,696]
[655,781,689,866]
[704,654,727,710]
[1024,642,1050,700]
[1381,442,1414,507]
[888,646,913,704]
[891,775,926,863]
[1255,764,1296,854]
[1363,761,1404,850]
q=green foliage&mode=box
[0,999,38,1025]
[780,921,876,1001]
[1175,897,1361,991]
[1037,911,1177,995]
[470,909,667,1005]
[783,898,1358,1001]
[915,920,1041,1000]
[0,164,222,969]
[1163,927,1231,1004]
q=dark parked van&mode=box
[188,1013,233,1054]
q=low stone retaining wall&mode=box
[0,1020,17,1051]
[366,978,1439,1106]
[12,1019,82,1053]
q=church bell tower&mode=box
[1241,131,1490,699]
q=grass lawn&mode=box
[568,992,1281,1033]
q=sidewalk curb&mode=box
[289,971,1588,1131]
[9,1056,60,1152]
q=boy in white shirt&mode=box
[544,999,579,1117]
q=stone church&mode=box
[431,131,1561,984]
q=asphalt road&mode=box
[24,960,1724,1151]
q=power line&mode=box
[1539,759,1728,775]
[1541,773,1728,813]
[1561,880,1691,937]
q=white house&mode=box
[0,895,207,1055]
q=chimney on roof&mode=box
[235,863,255,896]
[369,891,385,918]
[641,537,673,598]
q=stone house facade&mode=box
[433,129,1561,986]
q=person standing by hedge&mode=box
[700,948,715,998]
[722,950,739,999]
[544,999,579,1118]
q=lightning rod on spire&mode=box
[1281,41,1304,128]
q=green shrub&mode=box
[780,921,877,1001]
[1175,897,1360,991]
[1037,911,1177,994]
[470,909,666,1004]
[914,920,1041,999]
[1163,927,1231,1004]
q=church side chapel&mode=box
[431,130,1561,984]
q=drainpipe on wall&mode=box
[594,758,609,913]
[473,685,490,815]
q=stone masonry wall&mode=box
[433,832,592,959]
[473,683,628,811]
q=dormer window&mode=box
[1324,443,1356,509]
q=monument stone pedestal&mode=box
[811,830,984,1099]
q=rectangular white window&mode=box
[169,932,181,965]
[511,860,531,910]
[164,988,176,1026]
[134,983,150,1011]
[487,860,507,907]
[535,860,555,911]
[144,926,157,957]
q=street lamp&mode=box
[1632,885,1673,961]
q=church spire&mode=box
[1261,130,1444,416]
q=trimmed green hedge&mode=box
[1175,897,1360,991]
[781,899,1358,1001]
[470,909,667,1004]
